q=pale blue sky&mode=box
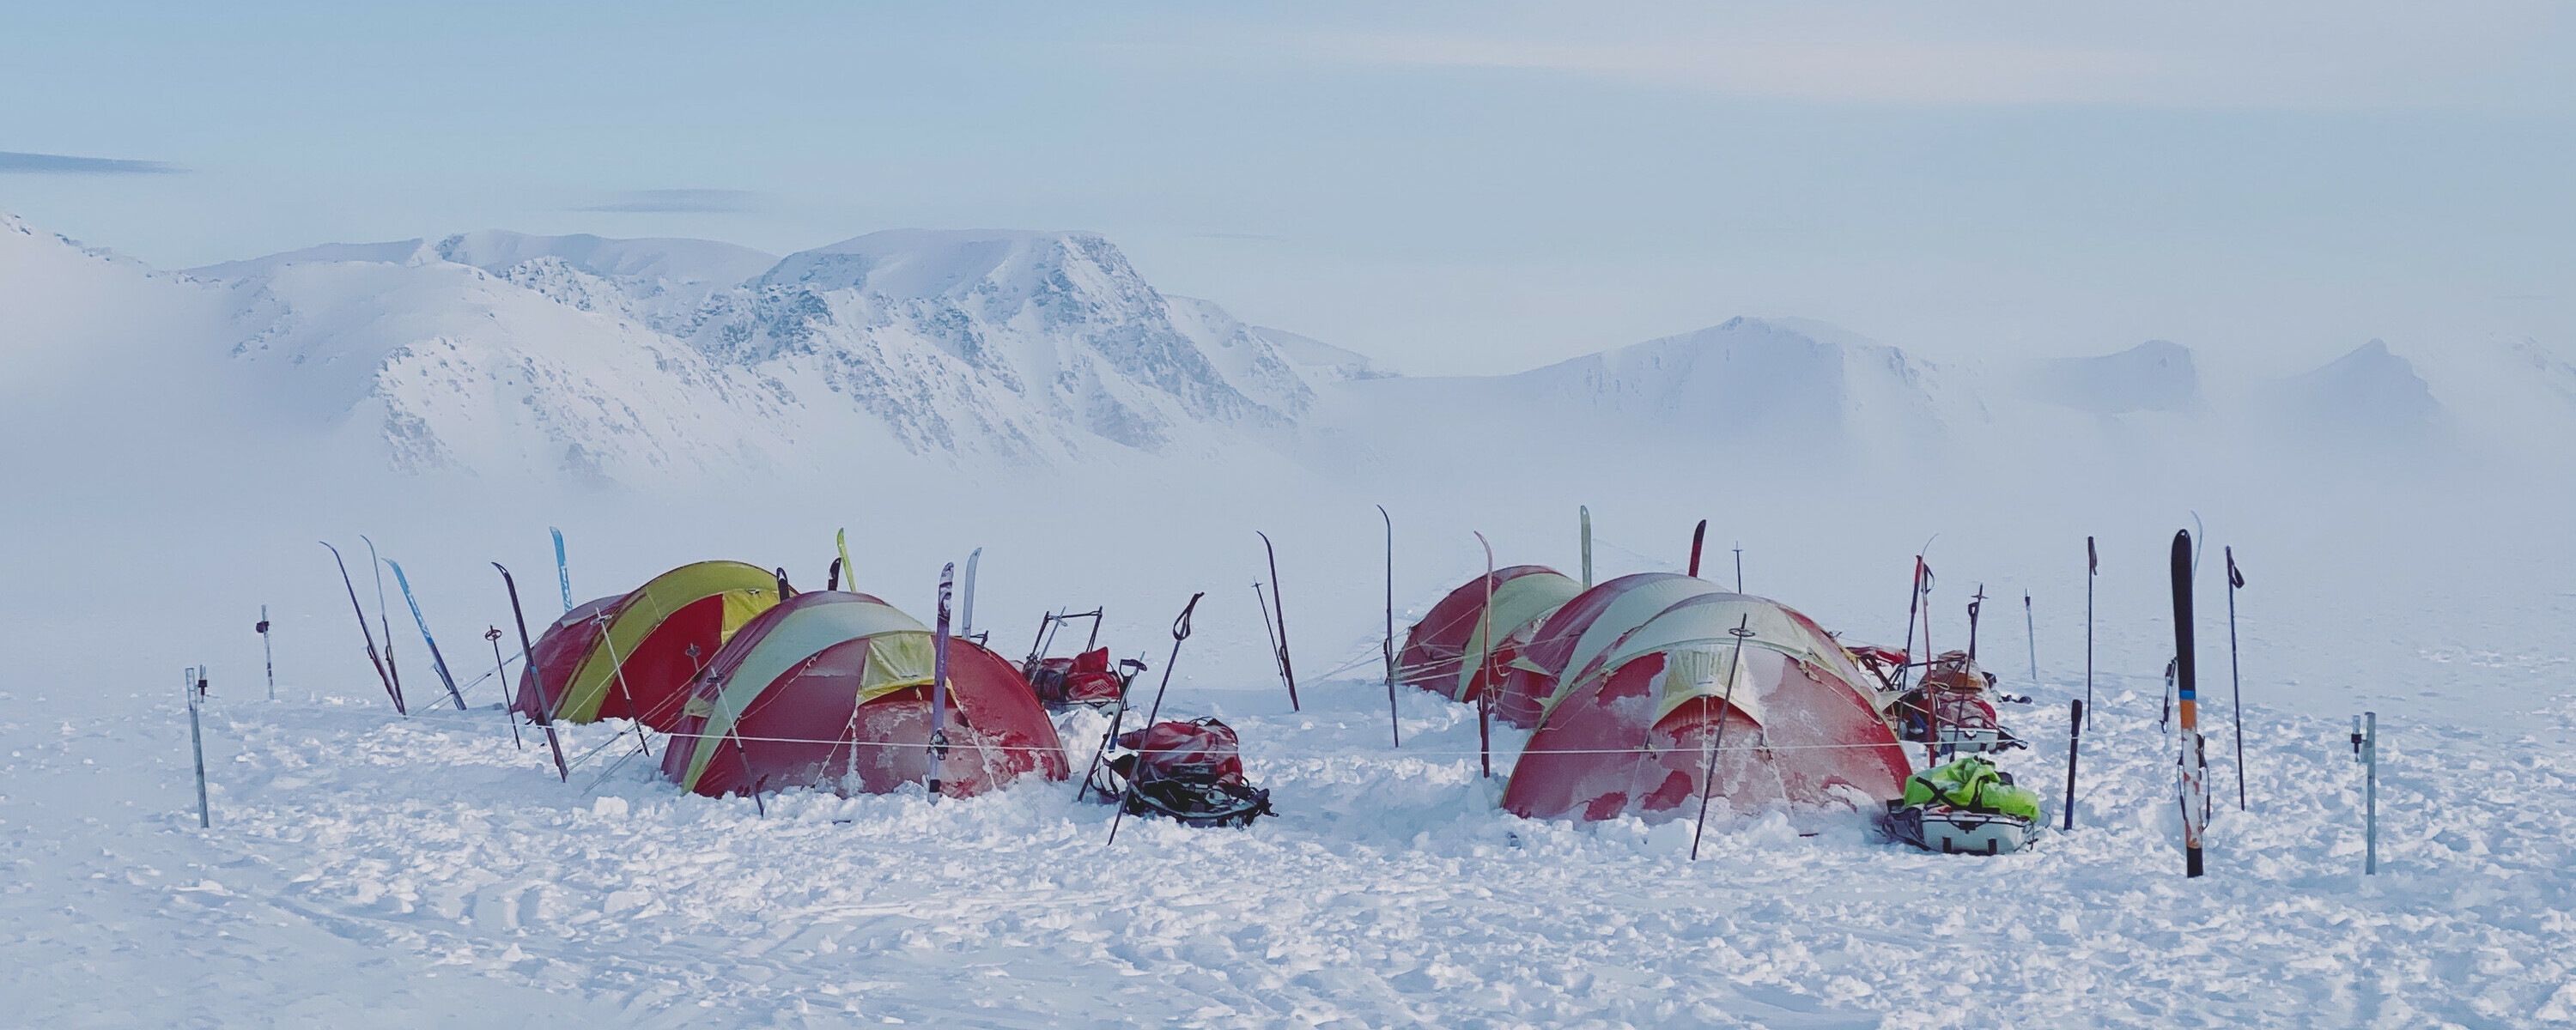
[5,1,2572,373]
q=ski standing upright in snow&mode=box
[1256,531,1298,712]
[927,563,954,803]
[388,560,469,711]
[362,536,404,706]
[2171,530,2210,877]
[552,527,573,613]
[322,542,404,715]
[495,563,570,781]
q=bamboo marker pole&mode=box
[1579,506,1593,589]
[185,667,210,828]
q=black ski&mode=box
[1379,504,1399,748]
[927,562,953,803]
[1256,531,1298,712]
[495,562,570,781]
[2171,530,2208,877]
[322,542,404,714]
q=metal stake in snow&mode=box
[1108,592,1203,845]
[1475,530,1497,779]
[2084,536,2097,730]
[2171,530,2209,878]
[927,563,953,803]
[1379,505,1399,748]
[321,542,404,715]
[1688,519,1707,578]
[2063,699,2082,830]
[256,606,275,701]
[362,536,403,706]
[184,666,210,828]
[486,627,525,750]
[551,527,573,613]
[2353,712,2378,874]
[495,563,570,781]
[1578,506,1593,589]
[962,547,982,639]
[2024,591,2038,686]
[2226,547,2247,811]
[388,560,469,711]
[1257,531,1299,712]
[1689,615,1756,862]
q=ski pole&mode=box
[1966,585,1985,665]
[2227,547,2247,810]
[1379,504,1399,748]
[495,563,570,781]
[1258,531,1299,712]
[2085,536,2096,730]
[257,606,276,702]
[1108,592,1203,845]
[185,666,210,828]
[1899,556,1925,674]
[1689,615,1756,861]
[1733,542,1743,594]
[486,627,524,749]
[2063,699,2081,830]
[1688,519,1706,578]
[322,542,404,715]
[927,563,954,803]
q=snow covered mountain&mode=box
[2023,339,2201,415]
[1307,316,1965,481]
[145,225,1339,480]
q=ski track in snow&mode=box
[9,675,2576,1029]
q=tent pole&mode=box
[1690,615,1755,861]
[1380,505,1399,748]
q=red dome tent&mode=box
[660,591,1068,799]
[1498,586,1911,823]
[514,560,785,730]
[1492,573,1723,729]
[1394,566,1582,704]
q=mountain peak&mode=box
[2026,339,2200,415]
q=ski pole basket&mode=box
[1092,718,1273,828]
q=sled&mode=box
[1092,718,1274,828]
[1886,801,2039,855]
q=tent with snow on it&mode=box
[1394,565,1583,704]
[1498,585,1912,823]
[1491,572,1727,730]
[514,560,786,730]
[659,590,1068,799]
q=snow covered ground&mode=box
[10,640,2576,1027]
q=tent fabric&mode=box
[1395,566,1582,703]
[512,595,621,723]
[1491,573,1719,729]
[515,560,785,730]
[659,591,1067,799]
[1499,591,1911,824]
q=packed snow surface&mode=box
[11,653,2576,1027]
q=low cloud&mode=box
[580,189,756,213]
[0,150,185,174]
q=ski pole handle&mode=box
[1172,592,1202,641]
